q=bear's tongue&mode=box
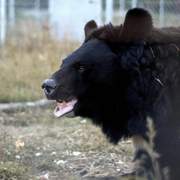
[54,99,77,118]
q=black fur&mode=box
[42,8,180,180]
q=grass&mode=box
[0,108,134,180]
[0,20,80,103]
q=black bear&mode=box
[42,8,180,180]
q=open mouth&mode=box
[54,99,78,118]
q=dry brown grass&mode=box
[0,20,80,103]
[0,108,134,180]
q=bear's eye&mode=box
[75,64,85,72]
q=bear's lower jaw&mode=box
[54,99,78,118]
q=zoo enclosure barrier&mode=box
[0,0,180,44]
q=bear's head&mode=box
[42,8,153,143]
[42,38,117,118]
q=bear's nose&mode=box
[42,79,57,95]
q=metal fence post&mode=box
[8,0,15,27]
[159,0,164,26]
[132,0,137,8]
[0,0,6,45]
[106,0,113,23]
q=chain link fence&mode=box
[0,0,180,44]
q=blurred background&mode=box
[1,0,180,43]
[0,0,180,103]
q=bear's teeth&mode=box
[62,101,66,105]
[56,100,67,105]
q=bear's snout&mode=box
[42,79,57,98]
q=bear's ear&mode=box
[119,8,153,42]
[84,20,98,38]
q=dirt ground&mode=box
[0,105,134,180]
